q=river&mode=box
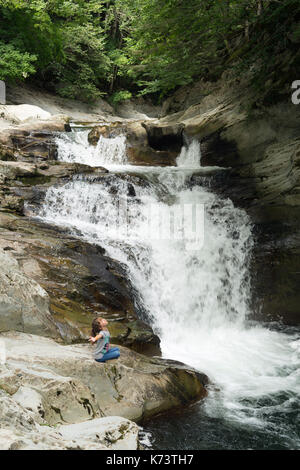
[34,128,300,450]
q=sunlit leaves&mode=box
[0,41,36,81]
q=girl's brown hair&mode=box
[91,317,108,337]
[91,317,102,337]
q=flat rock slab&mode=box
[0,391,139,450]
[0,332,208,424]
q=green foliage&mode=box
[235,0,300,105]
[49,23,110,102]
[0,0,298,104]
[0,0,108,101]
[0,41,36,81]
[110,89,132,105]
[113,0,255,97]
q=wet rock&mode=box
[127,146,177,166]
[1,332,208,423]
[143,122,184,152]
[88,125,118,144]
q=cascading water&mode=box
[34,129,300,449]
[176,139,202,168]
[55,130,127,166]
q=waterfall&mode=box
[176,139,202,168]
[55,130,127,166]
[35,130,300,448]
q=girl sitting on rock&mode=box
[89,317,120,363]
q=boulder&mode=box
[0,104,51,124]
[88,125,119,144]
[88,121,147,147]
[0,332,208,424]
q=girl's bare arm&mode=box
[88,333,103,343]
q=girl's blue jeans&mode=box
[95,347,120,363]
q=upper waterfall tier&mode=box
[55,130,127,167]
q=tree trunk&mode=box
[257,0,263,16]
[245,19,250,40]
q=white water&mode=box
[37,130,300,447]
[177,139,202,168]
[55,130,127,166]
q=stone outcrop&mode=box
[0,161,108,216]
[158,75,300,214]
[0,161,38,180]
[0,102,72,168]
[5,84,116,123]
[0,332,208,425]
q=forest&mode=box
[0,0,300,104]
